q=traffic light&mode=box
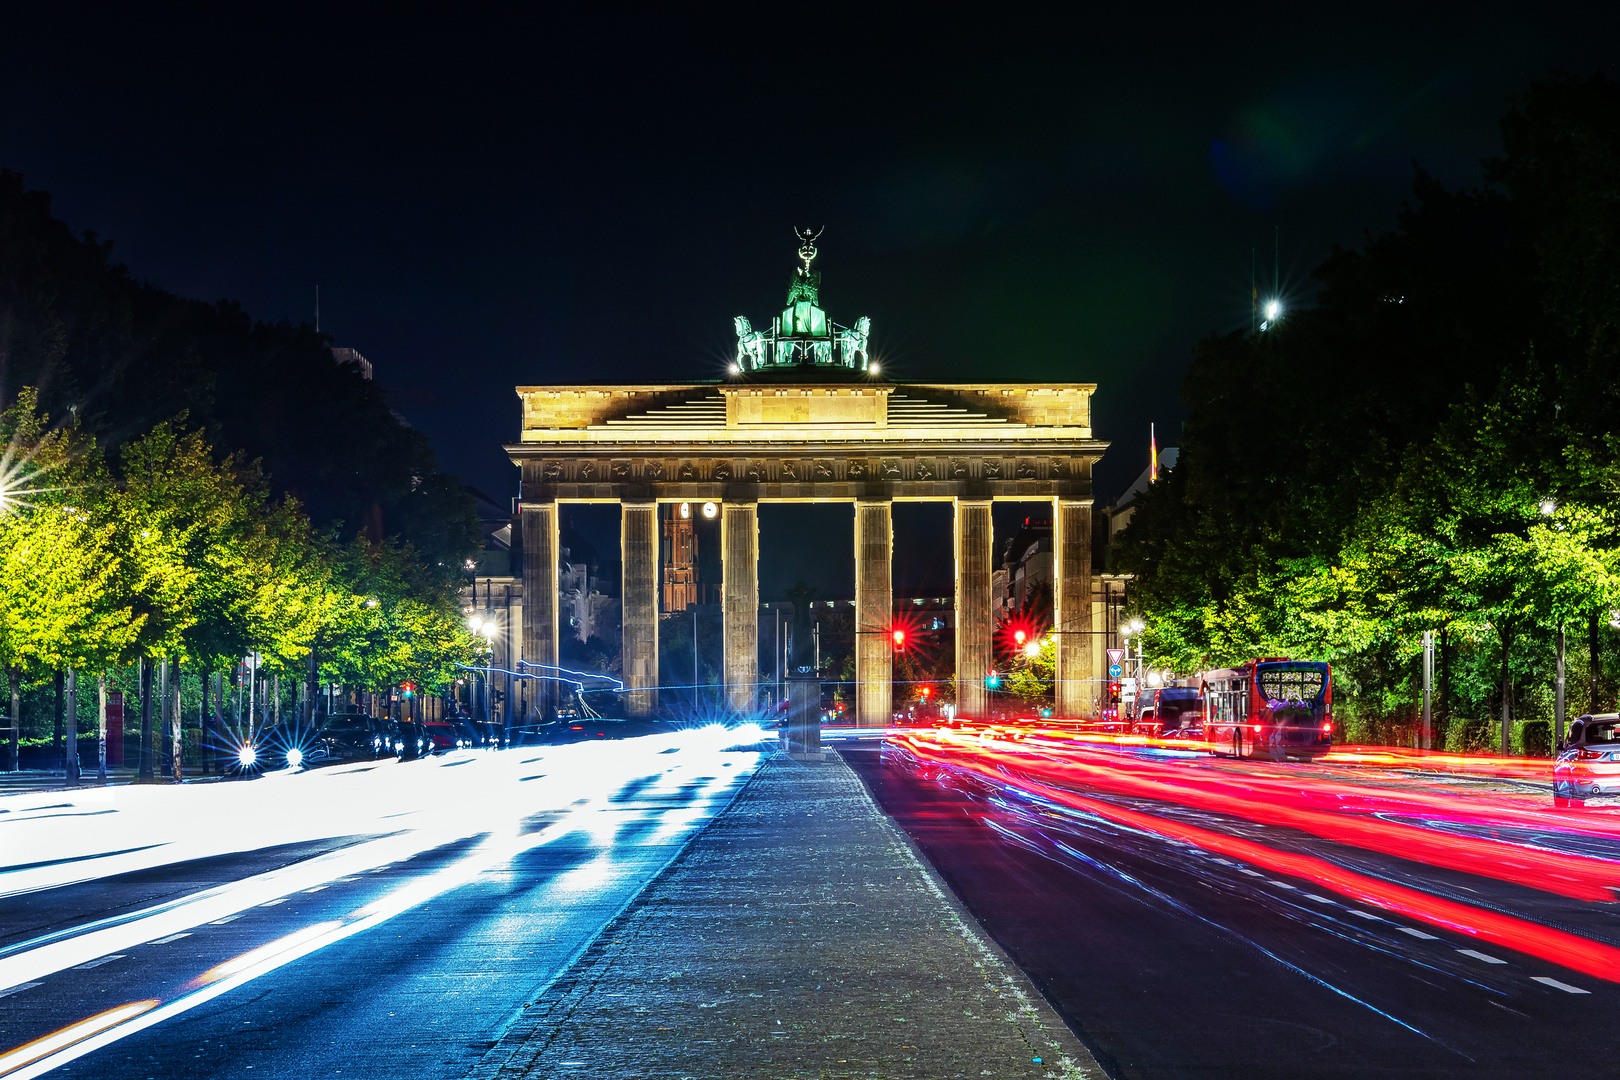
[1108,681,1121,700]
[920,686,931,699]
[402,682,416,699]
[1014,629,1027,647]
[891,628,905,649]
[986,670,1001,689]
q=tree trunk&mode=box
[305,649,318,728]
[1592,609,1605,716]
[65,669,78,783]
[138,659,155,782]
[1499,629,1513,756]
[200,670,211,775]
[53,669,64,771]
[98,672,108,783]
[1439,624,1452,749]
[171,656,183,783]
[7,667,18,773]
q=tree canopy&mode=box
[1115,74,1620,745]
[0,170,479,582]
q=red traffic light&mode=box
[1014,629,1027,646]
[892,629,905,648]
[920,686,931,698]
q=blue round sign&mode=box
[1108,663,1122,677]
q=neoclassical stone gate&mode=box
[507,237,1108,725]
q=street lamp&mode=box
[1540,497,1558,517]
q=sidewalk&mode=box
[469,749,1104,1079]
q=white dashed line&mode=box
[1302,894,1336,904]
[1235,867,1264,877]
[148,932,192,945]
[1457,949,1506,964]
[1396,927,1439,940]
[0,982,41,998]
[260,898,289,906]
[304,885,328,893]
[209,914,242,924]
[1532,977,1590,994]
[74,954,125,969]
[1348,910,1385,921]
[1268,880,1297,889]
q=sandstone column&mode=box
[954,499,993,718]
[1053,498,1094,718]
[522,500,560,723]
[722,501,759,714]
[621,500,660,715]
[854,498,893,727]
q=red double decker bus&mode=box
[1201,658,1333,760]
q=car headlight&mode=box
[238,746,258,766]
[286,747,304,767]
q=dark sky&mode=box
[2,3,1615,593]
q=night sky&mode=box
[3,4,1614,596]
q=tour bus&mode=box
[1201,658,1334,760]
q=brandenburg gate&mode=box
[508,232,1108,725]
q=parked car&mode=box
[393,719,431,760]
[312,713,394,762]
[1554,713,1620,798]
[233,721,320,772]
[450,718,485,748]
[421,721,460,754]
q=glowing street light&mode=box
[1540,498,1558,516]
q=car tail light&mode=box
[1577,747,1605,761]
[570,724,583,730]
[1321,722,1333,733]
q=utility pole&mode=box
[1421,631,1433,751]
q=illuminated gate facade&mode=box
[507,236,1108,725]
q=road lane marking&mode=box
[1267,880,1296,889]
[208,915,241,925]
[73,955,124,969]
[1396,927,1439,940]
[1348,910,1384,921]
[1302,894,1335,904]
[1532,976,1590,994]
[1235,867,1263,877]
[259,898,288,906]
[0,1000,159,1077]
[303,886,328,893]
[147,933,191,945]
[1457,949,1506,964]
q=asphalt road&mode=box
[0,732,765,1080]
[845,738,1620,1080]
